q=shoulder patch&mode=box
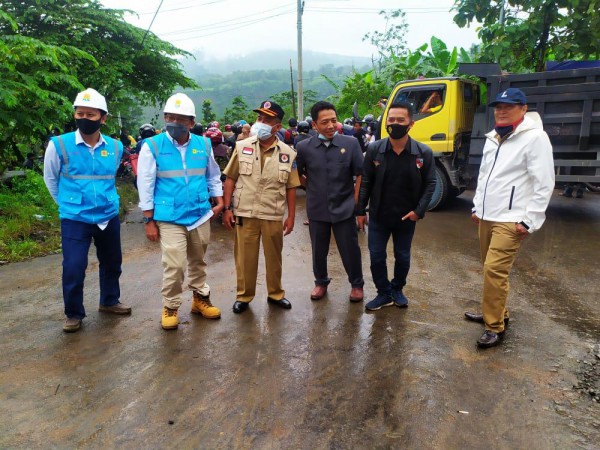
[242,147,254,155]
[279,153,290,163]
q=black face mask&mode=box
[76,118,103,135]
[387,123,410,140]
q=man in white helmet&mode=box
[137,93,224,330]
[44,88,132,333]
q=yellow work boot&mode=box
[191,292,221,319]
[161,306,179,330]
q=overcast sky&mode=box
[100,0,480,59]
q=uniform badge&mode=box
[101,150,108,157]
[242,147,254,155]
[279,153,290,163]
[416,158,424,169]
[264,101,272,109]
[340,148,346,154]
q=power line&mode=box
[140,0,164,47]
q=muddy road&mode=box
[1,190,599,449]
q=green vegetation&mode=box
[0,172,139,263]
[0,0,195,171]
[453,0,600,72]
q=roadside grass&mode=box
[0,172,139,264]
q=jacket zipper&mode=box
[481,137,506,219]
[508,186,515,210]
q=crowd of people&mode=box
[42,87,555,350]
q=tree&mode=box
[220,96,251,125]
[269,90,319,121]
[453,0,600,72]
[0,10,87,172]
[202,100,216,124]
[363,9,408,60]
[0,0,197,171]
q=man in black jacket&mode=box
[357,101,436,311]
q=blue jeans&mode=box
[367,217,416,295]
[61,217,122,319]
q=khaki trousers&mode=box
[234,217,285,302]
[157,220,211,309]
[478,220,522,333]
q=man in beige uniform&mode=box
[222,100,300,313]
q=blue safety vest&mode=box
[53,132,122,224]
[147,133,212,226]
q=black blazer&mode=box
[357,137,436,219]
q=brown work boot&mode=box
[99,302,132,315]
[191,292,221,319]
[161,307,179,330]
[63,317,82,333]
[310,285,327,300]
[349,287,364,302]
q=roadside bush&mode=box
[0,171,60,262]
[0,171,139,263]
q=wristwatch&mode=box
[142,216,154,224]
[225,205,234,211]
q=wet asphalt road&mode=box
[1,190,599,449]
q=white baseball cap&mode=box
[164,93,196,118]
[73,88,108,114]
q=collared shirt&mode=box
[224,138,300,187]
[296,134,363,223]
[44,130,111,229]
[137,132,223,231]
[378,141,414,224]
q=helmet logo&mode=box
[83,93,91,102]
[264,101,271,109]
[175,99,181,108]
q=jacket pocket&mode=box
[278,164,291,183]
[58,189,82,205]
[508,186,515,210]
[239,155,254,175]
[154,197,174,216]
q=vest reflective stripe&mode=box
[56,135,119,177]
[62,174,115,180]
[148,133,212,226]
[156,168,206,178]
[53,132,122,224]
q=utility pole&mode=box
[297,0,304,119]
[499,0,505,26]
[289,59,297,119]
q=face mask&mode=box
[252,122,274,140]
[318,131,338,141]
[76,118,103,135]
[495,117,524,139]
[166,122,189,141]
[386,123,410,140]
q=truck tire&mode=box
[428,164,449,211]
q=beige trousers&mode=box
[479,220,522,333]
[234,217,285,302]
[157,220,211,309]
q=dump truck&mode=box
[377,63,600,209]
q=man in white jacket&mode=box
[466,88,555,348]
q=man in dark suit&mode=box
[296,101,365,303]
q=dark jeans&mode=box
[61,216,122,319]
[308,217,364,288]
[368,217,416,295]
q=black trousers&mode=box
[308,217,364,288]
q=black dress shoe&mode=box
[464,312,509,327]
[477,330,505,348]
[233,301,249,314]
[267,297,292,309]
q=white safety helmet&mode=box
[163,93,196,118]
[73,88,108,114]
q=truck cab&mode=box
[380,78,480,209]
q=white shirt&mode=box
[43,130,111,230]
[137,132,223,231]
